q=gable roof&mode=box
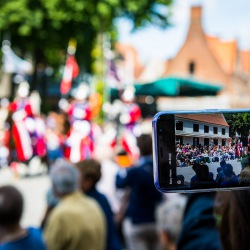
[175,113,229,126]
[115,43,144,79]
[205,35,237,75]
[241,50,250,72]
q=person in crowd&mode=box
[190,163,216,188]
[239,157,250,185]
[156,194,187,250]
[179,190,250,250]
[220,163,239,187]
[9,81,46,166]
[0,98,11,168]
[117,86,141,161]
[44,160,106,250]
[177,192,222,250]
[215,160,227,184]
[115,133,162,250]
[240,157,249,171]
[40,187,60,230]
[0,185,46,250]
[59,84,94,163]
[75,158,122,250]
[216,190,250,250]
[45,113,65,166]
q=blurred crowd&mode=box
[1,134,250,250]
[0,82,143,176]
[0,133,187,250]
[1,80,250,250]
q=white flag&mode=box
[2,44,33,74]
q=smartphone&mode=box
[152,109,250,193]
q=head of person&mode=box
[217,167,222,174]
[136,133,152,157]
[156,194,187,250]
[196,164,209,181]
[17,81,30,98]
[223,164,233,178]
[75,159,101,193]
[241,157,249,170]
[192,163,200,173]
[74,84,89,101]
[216,190,250,250]
[239,167,250,185]
[0,185,23,229]
[121,86,136,104]
[220,160,226,168]
[50,160,80,198]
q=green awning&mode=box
[110,77,223,98]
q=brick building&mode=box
[162,6,250,109]
[116,5,250,110]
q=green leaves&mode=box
[224,112,250,140]
[0,0,173,74]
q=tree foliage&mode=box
[224,112,250,139]
[0,0,173,76]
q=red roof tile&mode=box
[206,35,237,74]
[115,43,144,79]
[175,113,229,126]
[241,50,250,72]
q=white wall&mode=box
[176,118,229,146]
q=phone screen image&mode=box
[153,110,250,192]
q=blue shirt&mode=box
[0,227,46,250]
[86,187,122,250]
[116,156,162,224]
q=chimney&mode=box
[190,6,202,26]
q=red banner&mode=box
[60,55,79,95]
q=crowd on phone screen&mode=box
[176,143,250,188]
[176,143,248,167]
[2,134,250,250]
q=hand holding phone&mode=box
[152,109,250,193]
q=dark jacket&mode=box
[116,156,162,224]
[87,187,122,250]
[177,193,222,250]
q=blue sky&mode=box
[116,0,250,63]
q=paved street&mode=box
[0,157,243,228]
[178,159,242,183]
[0,156,120,228]
[0,168,50,228]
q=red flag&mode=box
[60,55,79,95]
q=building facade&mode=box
[175,113,230,147]
[116,5,250,110]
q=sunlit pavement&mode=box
[0,138,133,229]
[0,149,119,229]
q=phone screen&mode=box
[153,110,250,192]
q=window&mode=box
[214,138,218,145]
[189,61,195,75]
[193,137,199,146]
[204,138,209,145]
[176,121,183,131]
[204,125,209,133]
[213,127,218,134]
[193,123,199,132]
[222,128,225,135]
[176,136,183,145]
